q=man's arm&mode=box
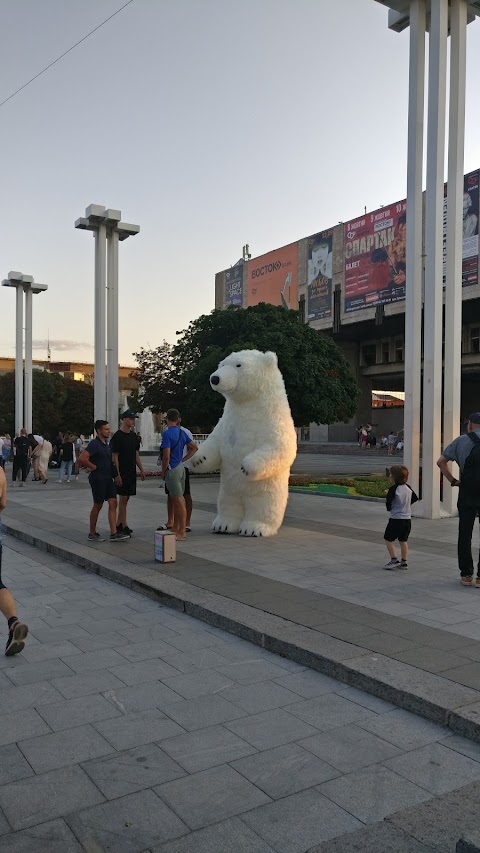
[160,447,170,479]
[135,450,145,480]
[0,467,6,511]
[436,455,460,486]
[112,452,122,485]
[78,449,96,472]
[183,441,198,463]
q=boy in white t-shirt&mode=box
[383,465,418,570]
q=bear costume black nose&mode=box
[211,375,220,385]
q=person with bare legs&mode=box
[159,409,197,541]
[0,466,28,655]
[159,420,196,533]
[78,420,129,543]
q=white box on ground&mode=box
[154,530,176,563]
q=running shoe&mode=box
[88,532,105,542]
[5,620,28,657]
[461,576,473,586]
[383,558,401,570]
[110,532,129,542]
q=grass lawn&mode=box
[289,475,390,499]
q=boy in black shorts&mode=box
[110,410,145,538]
[77,420,129,543]
[383,464,418,570]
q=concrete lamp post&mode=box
[2,272,48,435]
[75,206,139,429]
[373,0,480,518]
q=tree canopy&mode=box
[0,370,94,437]
[133,304,359,431]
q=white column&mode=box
[404,0,426,501]
[94,223,107,420]
[14,285,24,435]
[443,0,467,516]
[106,229,119,431]
[422,0,448,519]
[24,286,33,434]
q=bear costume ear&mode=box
[263,351,278,368]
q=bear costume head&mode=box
[209,349,285,403]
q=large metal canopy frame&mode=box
[75,205,139,429]
[373,0,480,518]
[1,272,48,435]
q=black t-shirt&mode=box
[14,436,30,457]
[61,441,74,462]
[109,430,138,480]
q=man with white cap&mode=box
[437,412,480,586]
[110,409,145,538]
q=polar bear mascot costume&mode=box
[191,349,297,537]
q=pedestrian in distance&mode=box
[12,429,31,486]
[383,464,418,570]
[110,410,146,538]
[159,409,198,541]
[37,434,52,484]
[77,420,129,543]
[0,465,28,655]
[74,434,83,480]
[56,433,75,483]
[158,419,197,534]
[437,412,480,586]
[387,430,397,456]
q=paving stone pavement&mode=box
[0,538,479,851]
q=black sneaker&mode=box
[88,532,105,542]
[5,620,28,656]
[123,525,132,537]
[110,532,129,542]
[117,524,131,538]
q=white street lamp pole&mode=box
[421,0,448,519]
[403,0,425,498]
[106,226,119,430]
[443,0,468,515]
[94,222,107,420]
[15,283,24,435]
[24,284,33,434]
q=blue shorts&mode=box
[89,476,117,505]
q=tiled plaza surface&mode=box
[1,537,480,852]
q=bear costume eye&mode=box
[236,363,242,367]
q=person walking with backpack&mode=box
[437,412,480,586]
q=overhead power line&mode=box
[0,0,136,111]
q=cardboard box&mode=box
[154,530,176,563]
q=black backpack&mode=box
[460,432,480,499]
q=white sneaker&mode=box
[66,480,71,483]
[56,480,62,484]
[383,558,403,570]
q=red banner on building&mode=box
[344,200,407,313]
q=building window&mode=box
[471,327,480,353]
[298,295,305,324]
[382,342,390,364]
[361,343,377,367]
[395,338,404,363]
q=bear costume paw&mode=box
[212,516,240,534]
[238,522,276,537]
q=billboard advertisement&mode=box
[247,243,298,309]
[307,230,333,321]
[344,200,407,313]
[443,169,479,288]
[224,264,243,306]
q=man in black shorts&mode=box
[78,420,129,543]
[0,465,29,655]
[110,410,146,538]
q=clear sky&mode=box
[1,0,480,366]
